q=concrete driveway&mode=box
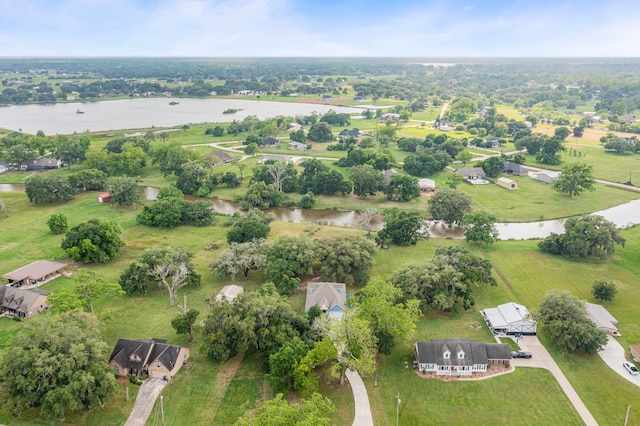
[124,377,167,426]
[598,335,640,387]
[345,369,374,426]
[511,336,598,426]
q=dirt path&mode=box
[209,352,245,422]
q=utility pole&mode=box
[160,395,165,425]
[396,393,401,426]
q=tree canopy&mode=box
[537,290,608,354]
[235,393,335,426]
[428,189,472,226]
[61,219,124,263]
[462,211,499,246]
[226,210,272,244]
[376,208,428,246]
[25,175,77,204]
[553,162,596,198]
[316,235,376,285]
[48,268,124,314]
[0,311,117,422]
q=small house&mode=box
[0,162,8,174]
[305,282,346,320]
[288,123,303,131]
[0,287,50,318]
[289,141,309,151]
[338,129,361,139]
[109,338,190,379]
[631,345,640,362]
[262,137,279,147]
[620,114,637,123]
[3,260,68,288]
[98,193,113,203]
[257,154,291,164]
[381,168,402,184]
[585,302,619,335]
[215,285,244,302]
[380,113,400,123]
[503,161,528,176]
[20,158,62,171]
[455,167,486,181]
[529,171,561,184]
[497,177,518,190]
[482,302,537,335]
[435,120,454,131]
[414,339,511,376]
[210,150,234,164]
[418,178,436,192]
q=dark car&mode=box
[511,351,532,359]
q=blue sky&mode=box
[1,0,638,57]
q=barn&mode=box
[482,302,537,335]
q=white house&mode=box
[529,171,561,184]
[414,339,511,376]
[418,178,436,192]
[215,285,244,302]
[482,302,537,335]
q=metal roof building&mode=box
[482,302,537,335]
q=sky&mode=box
[1,0,639,57]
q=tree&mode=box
[176,160,208,194]
[221,171,241,187]
[210,239,268,281]
[152,261,191,307]
[48,269,124,314]
[573,126,585,137]
[554,126,571,140]
[354,207,379,237]
[267,162,293,192]
[474,156,504,178]
[445,172,463,189]
[392,247,496,312]
[266,337,310,395]
[307,122,333,142]
[226,210,272,244]
[317,235,376,285]
[315,313,377,386]
[462,211,499,246]
[55,139,87,169]
[592,280,617,302]
[244,143,258,156]
[428,189,472,226]
[300,191,316,208]
[61,219,125,263]
[25,175,77,204]
[514,134,546,155]
[538,215,625,260]
[0,311,117,422]
[119,246,200,295]
[241,181,275,210]
[536,136,565,165]
[47,213,68,234]
[376,208,428,246]
[384,174,420,201]
[350,164,383,199]
[171,299,200,342]
[108,176,143,206]
[537,290,608,354]
[68,168,107,191]
[352,277,421,354]
[235,393,334,426]
[553,162,596,198]
[455,150,473,166]
[136,197,184,228]
[265,236,318,295]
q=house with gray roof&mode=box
[0,286,50,318]
[455,167,486,181]
[503,161,528,176]
[305,282,346,320]
[2,260,68,288]
[289,141,309,151]
[262,136,279,147]
[585,302,619,335]
[210,150,234,164]
[414,339,511,376]
[482,302,537,335]
[109,338,190,379]
[19,158,62,171]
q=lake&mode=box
[0,98,362,135]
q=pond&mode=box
[2,184,640,240]
[0,98,362,135]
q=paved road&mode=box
[598,336,640,387]
[345,369,374,426]
[511,336,598,426]
[124,378,167,426]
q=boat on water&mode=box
[169,101,179,105]
[76,109,85,114]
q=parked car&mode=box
[623,361,639,376]
[511,351,532,359]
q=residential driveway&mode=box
[345,369,374,426]
[598,335,640,387]
[512,336,598,426]
[124,377,167,426]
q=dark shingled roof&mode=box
[415,338,510,366]
[109,338,184,372]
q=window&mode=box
[457,351,464,359]
[443,351,450,359]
